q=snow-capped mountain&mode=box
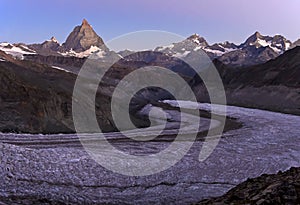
[0,19,107,59]
[154,31,297,67]
[219,32,293,66]
[240,32,291,53]
[155,34,238,59]
[0,19,299,67]
[205,41,238,57]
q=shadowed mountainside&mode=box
[0,50,122,133]
[194,46,300,115]
[0,51,195,133]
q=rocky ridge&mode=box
[1,20,298,67]
[157,31,294,67]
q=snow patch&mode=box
[193,46,202,51]
[52,66,71,73]
[0,42,36,60]
[190,36,202,45]
[257,39,271,47]
[270,46,281,53]
[0,42,10,47]
[203,48,224,56]
[156,44,175,51]
[285,42,291,50]
[60,46,102,58]
[173,51,191,58]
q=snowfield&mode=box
[0,43,36,59]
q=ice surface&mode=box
[1,101,300,204]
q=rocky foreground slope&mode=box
[198,167,300,204]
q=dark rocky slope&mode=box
[0,52,126,133]
[0,50,196,133]
[0,55,75,133]
[24,54,86,73]
[197,167,300,204]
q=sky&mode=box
[0,0,299,45]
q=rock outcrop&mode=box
[198,167,300,204]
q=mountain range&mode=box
[0,19,299,67]
[0,19,300,133]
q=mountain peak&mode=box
[253,31,262,37]
[189,33,200,38]
[242,31,271,48]
[50,36,58,43]
[62,20,105,52]
[187,34,208,47]
[247,31,264,41]
[82,19,90,27]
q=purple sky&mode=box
[0,0,299,44]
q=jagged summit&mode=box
[242,31,270,47]
[240,31,292,52]
[187,33,209,47]
[253,31,262,37]
[50,36,58,43]
[189,33,201,38]
[62,19,105,52]
[82,19,90,26]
